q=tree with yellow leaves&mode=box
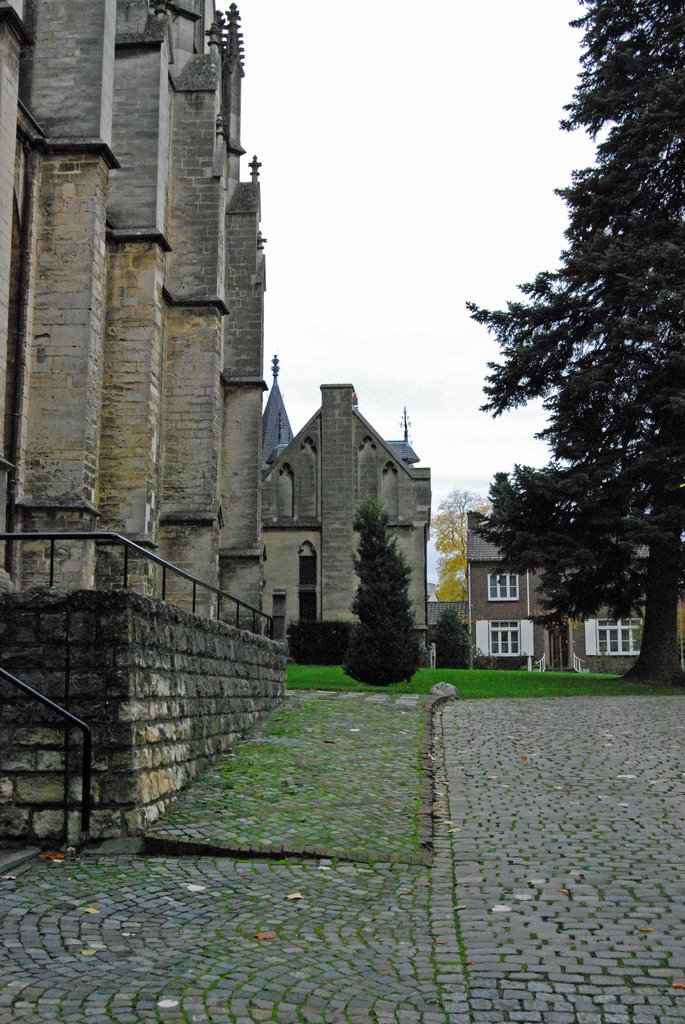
[434,489,489,600]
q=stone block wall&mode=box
[0,588,286,845]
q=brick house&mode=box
[466,514,641,672]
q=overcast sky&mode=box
[237,0,596,579]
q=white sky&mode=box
[237,0,596,579]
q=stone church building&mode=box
[0,0,266,609]
[261,365,432,639]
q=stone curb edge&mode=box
[421,691,459,863]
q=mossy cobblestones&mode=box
[0,855,448,1023]
[145,692,427,864]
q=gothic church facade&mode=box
[261,375,432,638]
[0,0,265,608]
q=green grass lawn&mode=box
[286,663,682,698]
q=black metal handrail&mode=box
[0,665,91,835]
[0,532,273,638]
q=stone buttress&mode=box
[0,1,268,612]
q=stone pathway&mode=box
[145,692,429,864]
[1,693,685,1023]
[434,695,685,1023]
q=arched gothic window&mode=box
[382,462,399,517]
[299,437,317,517]
[278,463,294,518]
[298,541,317,620]
[358,436,377,499]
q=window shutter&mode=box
[584,619,598,656]
[475,620,489,654]
[520,619,534,656]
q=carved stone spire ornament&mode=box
[206,15,222,48]
[225,4,245,74]
[250,155,261,183]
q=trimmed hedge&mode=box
[287,620,356,665]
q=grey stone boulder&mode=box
[430,682,459,700]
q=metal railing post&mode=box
[0,532,273,639]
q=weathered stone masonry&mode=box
[0,2,286,845]
[0,589,286,845]
[0,1,268,603]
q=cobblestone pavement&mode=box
[433,695,685,1023]
[146,693,426,863]
[2,693,685,1023]
[0,854,450,1024]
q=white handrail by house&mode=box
[535,653,546,672]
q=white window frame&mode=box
[490,620,520,656]
[597,619,641,656]
[488,573,518,601]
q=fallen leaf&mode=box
[672,983,685,990]
[286,892,303,901]
[255,932,277,940]
[79,950,98,956]
[83,907,100,914]
[39,852,64,861]
[186,884,206,892]
[433,937,448,945]
[639,928,653,933]
[323,739,338,745]
[521,755,528,761]
[558,888,570,895]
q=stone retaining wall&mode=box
[0,589,286,845]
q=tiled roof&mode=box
[466,521,501,562]
[386,440,420,465]
[427,600,468,625]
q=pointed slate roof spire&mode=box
[262,355,294,466]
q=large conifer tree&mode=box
[469,0,685,684]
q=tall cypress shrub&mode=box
[343,498,421,685]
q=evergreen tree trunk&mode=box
[623,533,684,686]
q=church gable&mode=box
[262,410,322,524]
